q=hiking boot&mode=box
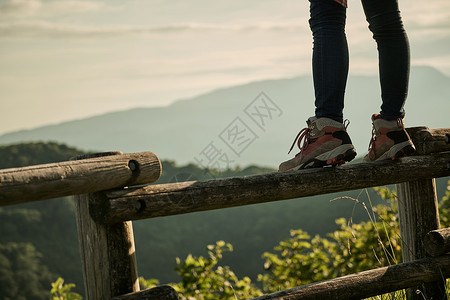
[278,117,357,172]
[363,114,416,162]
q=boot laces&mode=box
[343,119,350,130]
[287,118,349,156]
[368,127,376,151]
[288,127,312,156]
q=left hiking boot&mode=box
[363,114,416,162]
[278,117,357,172]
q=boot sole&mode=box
[292,145,357,171]
[374,141,416,161]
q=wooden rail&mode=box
[253,255,450,300]
[110,285,178,300]
[424,228,450,257]
[91,152,450,224]
[408,127,450,155]
[0,151,161,206]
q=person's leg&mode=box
[309,0,348,123]
[278,0,356,171]
[361,0,414,161]
[361,0,410,120]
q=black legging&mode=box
[309,0,410,122]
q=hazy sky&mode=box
[1,0,449,134]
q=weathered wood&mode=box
[92,152,450,224]
[397,127,444,300]
[0,151,161,206]
[74,152,140,300]
[396,178,443,299]
[397,179,441,261]
[399,127,448,298]
[424,228,450,257]
[251,255,450,300]
[407,127,450,155]
[110,285,178,300]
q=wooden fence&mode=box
[0,126,449,300]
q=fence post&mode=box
[73,152,140,300]
[396,127,445,299]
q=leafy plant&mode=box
[50,277,82,300]
[258,187,402,293]
[169,241,263,300]
[439,181,450,228]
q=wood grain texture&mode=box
[0,151,161,206]
[407,127,450,155]
[74,152,140,300]
[424,228,450,257]
[252,255,450,300]
[397,179,440,262]
[397,178,443,299]
[95,152,450,224]
[110,285,178,300]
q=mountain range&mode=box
[0,66,448,169]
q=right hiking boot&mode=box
[278,117,357,172]
[363,114,416,162]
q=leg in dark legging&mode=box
[361,0,410,120]
[309,0,348,123]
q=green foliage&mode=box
[171,241,263,300]
[139,277,160,289]
[141,241,263,299]
[439,180,450,228]
[50,278,82,300]
[259,187,402,293]
[0,242,55,300]
[258,229,333,290]
[0,198,83,296]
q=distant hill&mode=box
[0,66,448,169]
[0,142,85,168]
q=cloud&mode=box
[0,0,103,18]
[403,1,450,32]
[0,20,305,39]
[47,0,102,14]
[0,0,42,17]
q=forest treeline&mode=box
[0,142,448,299]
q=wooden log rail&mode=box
[408,127,450,155]
[91,151,450,224]
[110,285,178,300]
[252,254,450,300]
[0,151,161,206]
[424,228,450,257]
